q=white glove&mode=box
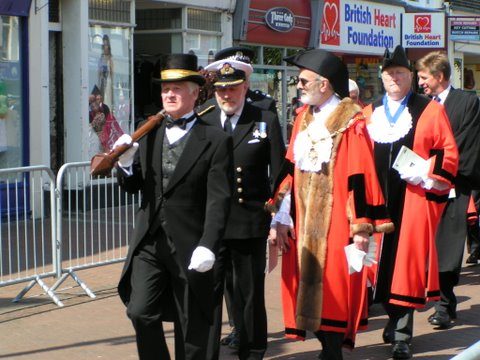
[399,161,427,186]
[188,246,215,272]
[113,134,139,168]
[344,240,377,274]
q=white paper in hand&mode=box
[392,145,426,174]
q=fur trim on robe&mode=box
[295,98,364,331]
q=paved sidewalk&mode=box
[0,256,479,359]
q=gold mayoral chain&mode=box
[305,119,355,165]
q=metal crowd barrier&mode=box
[52,161,139,304]
[0,163,140,307]
[0,166,58,304]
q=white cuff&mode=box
[271,192,293,227]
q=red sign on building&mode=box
[245,0,312,47]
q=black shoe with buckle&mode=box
[429,310,451,328]
[221,329,237,346]
[392,341,412,359]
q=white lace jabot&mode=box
[367,104,412,143]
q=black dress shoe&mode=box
[228,336,240,350]
[429,310,451,328]
[221,329,237,346]
[466,252,479,264]
[392,341,412,359]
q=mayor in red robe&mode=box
[268,49,393,360]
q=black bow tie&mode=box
[165,114,196,130]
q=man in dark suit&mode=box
[114,53,233,360]
[203,46,280,350]
[202,56,285,359]
[417,51,480,328]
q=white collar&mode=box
[435,85,452,104]
[165,111,196,144]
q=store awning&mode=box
[0,0,32,17]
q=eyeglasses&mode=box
[298,77,319,87]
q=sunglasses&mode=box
[298,77,319,87]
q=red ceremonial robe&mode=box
[274,98,394,347]
[363,93,458,308]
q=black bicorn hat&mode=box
[159,53,205,85]
[214,46,255,64]
[283,49,349,99]
[382,45,410,71]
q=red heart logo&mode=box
[416,16,429,28]
[322,1,339,44]
[324,2,338,33]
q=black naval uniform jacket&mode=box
[116,117,233,321]
[201,100,285,239]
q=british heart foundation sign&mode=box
[402,12,445,48]
[320,0,402,55]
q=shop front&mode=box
[0,0,31,218]
[448,11,480,94]
[0,0,30,170]
[233,0,320,141]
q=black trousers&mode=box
[314,331,344,360]
[207,237,267,360]
[435,192,470,317]
[467,189,480,256]
[383,303,414,343]
[126,231,210,360]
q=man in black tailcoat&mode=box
[114,53,233,360]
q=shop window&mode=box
[347,59,383,105]
[89,0,130,23]
[264,47,283,66]
[49,0,60,23]
[87,26,132,158]
[135,9,181,30]
[186,33,220,67]
[187,8,221,32]
[0,16,23,170]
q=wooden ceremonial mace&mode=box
[90,110,166,176]
[89,105,215,177]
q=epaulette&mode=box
[197,105,215,117]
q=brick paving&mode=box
[0,255,479,359]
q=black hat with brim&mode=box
[283,49,349,99]
[214,46,255,64]
[158,53,205,86]
[382,45,410,71]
